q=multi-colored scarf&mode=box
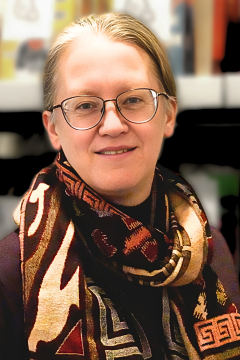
[14,150,240,359]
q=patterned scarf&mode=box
[14,150,240,359]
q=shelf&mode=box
[0,74,239,112]
[225,74,240,108]
[0,78,43,111]
[176,75,223,110]
[176,73,240,111]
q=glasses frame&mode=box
[48,88,170,131]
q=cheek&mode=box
[58,126,96,171]
[149,120,166,159]
[55,122,82,156]
[62,134,87,155]
[56,114,87,148]
[146,116,165,147]
[135,124,163,167]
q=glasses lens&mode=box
[62,96,103,129]
[117,89,157,123]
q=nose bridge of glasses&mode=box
[103,98,117,105]
[102,98,119,114]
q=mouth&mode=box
[97,147,136,155]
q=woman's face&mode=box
[43,33,176,206]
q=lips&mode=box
[97,147,136,155]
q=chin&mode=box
[91,177,148,206]
[94,183,133,198]
[89,176,129,194]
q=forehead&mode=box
[55,33,160,99]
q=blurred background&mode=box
[0,0,239,275]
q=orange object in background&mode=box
[212,0,227,62]
[212,0,240,73]
[27,39,44,51]
[81,0,113,16]
[227,0,240,23]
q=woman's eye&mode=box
[77,102,94,110]
[125,97,141,105]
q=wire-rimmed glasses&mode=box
[49,88,169,130]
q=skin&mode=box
[43,33,177,206]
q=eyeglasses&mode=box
[49,88,169,130]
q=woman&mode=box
[0,12,240,360]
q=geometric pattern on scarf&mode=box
[14,150,240,359]
[55,154,208,288]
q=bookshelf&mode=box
[0,74,239,112]
[176,75,223,111]
[0,78,43,111]
[225,74,240,108]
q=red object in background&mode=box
[212,0,240,72]
[212,0,228,62]
[221,0,240,72]
[27,39,44,50]
[226,0,240,23]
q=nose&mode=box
[98,100,129,137]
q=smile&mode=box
[98,148,135,155]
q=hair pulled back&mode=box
[43,12,177,111]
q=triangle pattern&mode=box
[57,320,84,355]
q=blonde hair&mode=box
[43,12,177,112]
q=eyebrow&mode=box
[69,84,153,97]
[72,90,99,96]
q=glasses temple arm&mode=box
[48,104,62,112]
[157,92,169,99]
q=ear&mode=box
[42,111,61,150]
[163,99,177,138]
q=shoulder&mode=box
[0,229,20,257]
[158,166,240,309]
[210,226,240,310]
[0,230,21,283]
[0,231,28,358]
[0,229,22,304]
